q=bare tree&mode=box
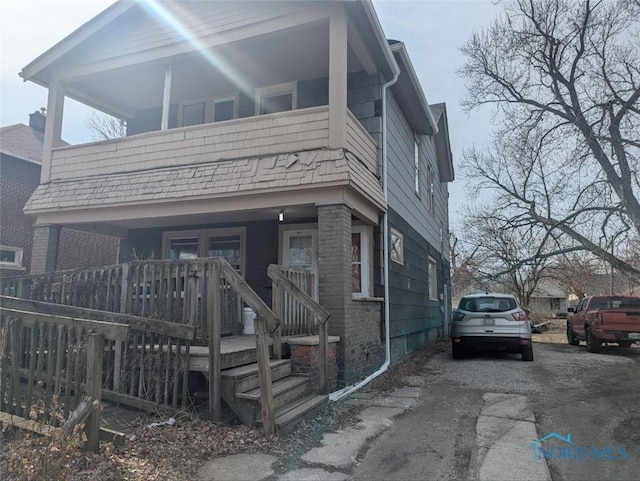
[460,0,640,281]
[456,209,557,309]
[86,111,126,141]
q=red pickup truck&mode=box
[567,295,640,352]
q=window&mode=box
[428,257,438,300]
[182,102,205,127]
[390,228,404,265]
[213,98,236,122]
[550,298,560,311]
[163,228,246,275]
[0,246,24,269]
[351,226,370,297]
[179,94,238,127]
[414,136,420,196]
[256,82,297,115]
[428,164,435,215]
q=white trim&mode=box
[0,246,24,269]
[162,227,246,276]
[414,135,420,196]
[255,81,298,116]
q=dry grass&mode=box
[532,318,568,344]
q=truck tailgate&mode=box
[600,309,640,333]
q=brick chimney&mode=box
[29,108,47,134]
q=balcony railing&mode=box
[47,106,377,182]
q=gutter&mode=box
[330,69,399,402]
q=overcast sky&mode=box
[0,0,501,229]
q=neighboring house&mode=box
[529,281,568,318]
[20,0,454,385]
[0,111,118,277]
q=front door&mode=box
[282,229,318,300]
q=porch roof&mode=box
[24,147,385,216]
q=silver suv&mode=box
[451,293,533,361]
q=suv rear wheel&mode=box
[521,345,534,362]
[452,342,465,360]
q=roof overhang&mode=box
[430,103,455,182]
[389,42,438,136]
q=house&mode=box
[0,111,118,276]
[529,281,568,318]
[20,0,454,386]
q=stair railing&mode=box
[267,265,331,394]
[212,258,280,434]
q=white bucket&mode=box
[242,307,256,335]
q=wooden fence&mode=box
[0,260,241,341]
[0,301,129,450]
[1,296,195,413]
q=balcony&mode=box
[48,106,376,182]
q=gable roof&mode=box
[20,1,400,88]
[0,124,45,165]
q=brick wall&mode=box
[0,156,40,276]
[1,153,118,275]
[318,203,382,387]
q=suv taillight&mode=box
[512,310,527,321]
[453,311,465,322]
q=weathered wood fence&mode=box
[0,260,241,341]
[0,300,129,450]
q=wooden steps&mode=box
[221,359,327,432]
[259,393,328,435]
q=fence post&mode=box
[319,319,329,394]
[85,332,103,452]
[254,316,276,435]
[272,283,282,360]
[208,260,222,422]
[114,263,130,392]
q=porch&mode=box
[0,257,337,439]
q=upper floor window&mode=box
[256,82,297,115]
[182,102,206,127]
[428,164,435,215]
[414,136,420,196]
[179,95,238,127]
[0,246,24,270]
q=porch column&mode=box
[41,81,65,183]
[328,11,348,148]
[161,64,173,131]
[317,202,352,385]
[30,225,60,274]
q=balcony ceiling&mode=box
[67,24,365,118]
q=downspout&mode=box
[330,70,399,402]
